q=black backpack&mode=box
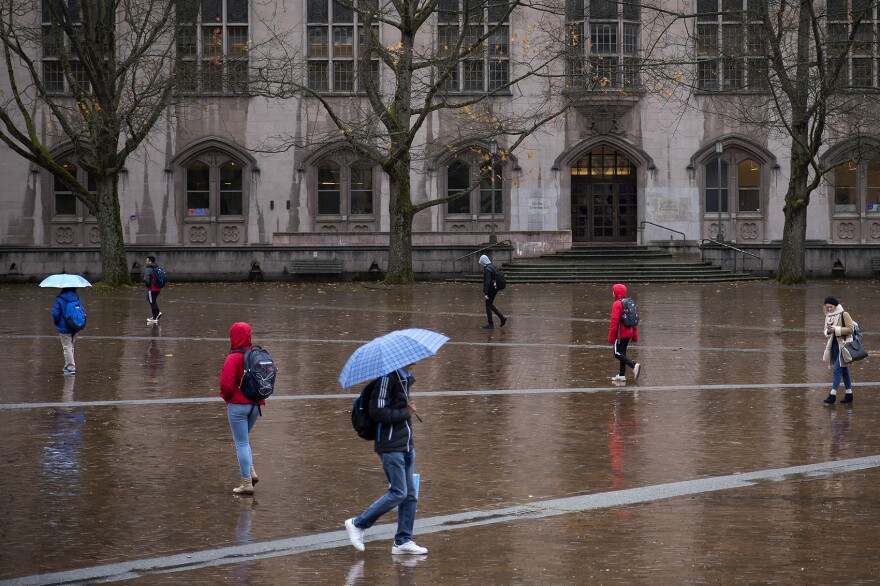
[351,379,380,441]
[236,345,277,403]
[620,297,640,327]
[491,265,507,290]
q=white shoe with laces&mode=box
[345,518,365,552]
[611,374,626,382]
[633,363,642,380]
[391,540,428,555]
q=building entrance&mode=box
[571,147,637,242]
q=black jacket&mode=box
[483,264,499,295]
[369,370,414,453]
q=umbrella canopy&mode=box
[339,328,449,389]
[39,274,92,288]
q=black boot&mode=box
[840,393,853,404]
[823,394,836,404]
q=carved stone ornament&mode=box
[587,106,625,136]
[55,226,74,244]
[221,225,240,243]
[189,225,208,243]
[739,222,758,240]
[870,222,880,239]
[89,226,100,244]
[837,222,856,239]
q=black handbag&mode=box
[844,337,868,362]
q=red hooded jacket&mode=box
[608,283,638,344]
[220,322,265,405]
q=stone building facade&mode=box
[2,0,880,280]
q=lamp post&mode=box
[488,139,498,244]
[715,140,724,242]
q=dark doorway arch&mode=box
[571,146,637,242]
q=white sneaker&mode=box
[611,374,626,382]
[392,540,428,555]
[345,518,365,552]
[147,318,158,324]
[633,363,641,381]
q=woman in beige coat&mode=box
[822,296,855,404]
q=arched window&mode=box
[186,161,211,216]
[313,157,376,218]
[444,152,505,217]
[52,161,95,217]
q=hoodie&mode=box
[220,322,264,405]
[608,283,638,343]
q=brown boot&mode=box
[250,466,259,487]
[233,477,254,495]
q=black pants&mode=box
[485,289,504,324]
[147,290,160,319]
[614,337,636,376]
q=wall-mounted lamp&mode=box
[686,164,695,182]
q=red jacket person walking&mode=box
[608,283,641,383]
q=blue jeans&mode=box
[831,340,852,391]
[228,403,259,477]
[354,450,418,545]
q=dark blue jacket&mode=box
[369,370,414,453]
[52,290,81,335]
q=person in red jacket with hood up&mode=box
[220,322,264,495]
[608,283,641,383]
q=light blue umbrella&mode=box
[39,274,92,288]
[339,328,449,388]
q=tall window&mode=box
[307,0,380,92]
[705,158,729,213]
[832,160,880,212]
[42,0,89,94]
[565,0,639,89]
[696,0,768,91]
[827,0,880,88]
[52,161,96,217]
[445,155,503,214]
[184,155,245,217]
[737,159,760,211]
[177,0,250,94]
[437,0,510,93]
[316,159,375,216]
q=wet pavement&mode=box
[2,279,880,584]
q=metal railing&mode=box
[639,221,686,241]
[452,239,513,279]
[700,239,765,280]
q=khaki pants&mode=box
[59,333,76,370]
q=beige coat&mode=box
[823,305,855,368]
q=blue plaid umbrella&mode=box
[339,328,449,389]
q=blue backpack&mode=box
[620,297,640,327]
[236,345,277,403]
[63,299,87,331]
[153,267,167,288]
[351,379,380,441]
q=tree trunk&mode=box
[94,175,131,286]
[777,143,810,284]
[384,159,415,285]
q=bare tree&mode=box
[0,0,180,285]
[643,0,880,283]
[252,0,577,284]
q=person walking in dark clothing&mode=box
[143,256,162,323]
[608,283,641,383]
[479,254,506,329]
[345,366,428,555]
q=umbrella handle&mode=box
[415,413,423,423]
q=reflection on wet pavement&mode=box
[1,280,880,584]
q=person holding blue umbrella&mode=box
[341,328,448,556]
[41,274,91,376]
